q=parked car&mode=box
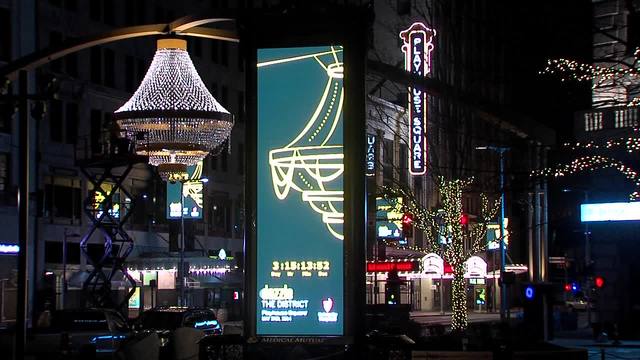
[135,306,221,357]
[566,298,593,311]
[27,308,131,359]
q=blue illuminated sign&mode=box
[525,285,535,300]
[257,46,344,336]
[166,161,204,219]
[581,202,640,222]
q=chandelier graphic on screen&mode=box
[260,46,344,240]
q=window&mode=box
[103,48,115,87]
[221,42,229,66]
[90,109,103,154]
[383,138,394,181]
[209,193,231,236]
[65,37,78,77]
[89,0,101,21]
[221,86,228,106]
[210,82,218,97]
[103,0,115,25]
[0,153,8,194]
[125,56,135,92]
[237,91,245,122]
[90,47,102,84]
[237,143,244,175]
[210,41,219,63]
[0,89,13,133]
[44,180,81,220]
[221,147,228,172]
[210,155,217,170]
[65,103,78,144]
[397,0,411,15]
[64,0,77,11]
[50,100,63,142]
[136,58,146,85]
[399,143,408,183]
[0,8,11,62]
[192,38,202,58]
[49,32,63,72]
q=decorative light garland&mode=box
[381,177,500,331]
[535,154,640,201]
[540,50,640,107]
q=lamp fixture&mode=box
[114,37,233,181]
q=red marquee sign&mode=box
[366,261,420,273]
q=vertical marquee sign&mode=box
[256,46,345,336]
[366,134,376,177]
[400,23,436,176]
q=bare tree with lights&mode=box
[382,177,500,331]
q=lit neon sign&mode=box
[366,134,376,177]
[581,202,640,222]
[0,244,19,254]
[366,261,420,272]
[400,23,436,176]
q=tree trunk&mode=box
[451,264,468,332]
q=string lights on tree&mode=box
[382,177,500,332]
[540,48,640,107]
[534,127,640,200]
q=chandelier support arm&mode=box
[0,20,239,81]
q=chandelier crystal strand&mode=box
[114,38,233,179]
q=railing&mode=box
[575,106,639,139]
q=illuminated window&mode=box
[584,111,603,131]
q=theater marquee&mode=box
[400,23,436,176]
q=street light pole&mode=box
[476,145,509,321]
[498,149,507,321]
[179,180,186,307]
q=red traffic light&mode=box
[402,213,414,225]
[460,213,468,225]
[595,276,605,288]
[564,283,572,292]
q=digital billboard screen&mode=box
[166,161,204,219]
[257,46,344,336]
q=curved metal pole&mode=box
[0,18,239,81]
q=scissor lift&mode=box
[76,135,148,310]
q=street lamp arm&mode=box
[169,15,235,33]
[0,20,239,81]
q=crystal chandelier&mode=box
[114,38,233,181]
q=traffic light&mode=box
[594,276,605,289]
[460,213,469,225]
[402,213,413,238]
[385,270,402,305]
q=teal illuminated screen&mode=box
[257,46,345,336]
[166,161,204,219]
